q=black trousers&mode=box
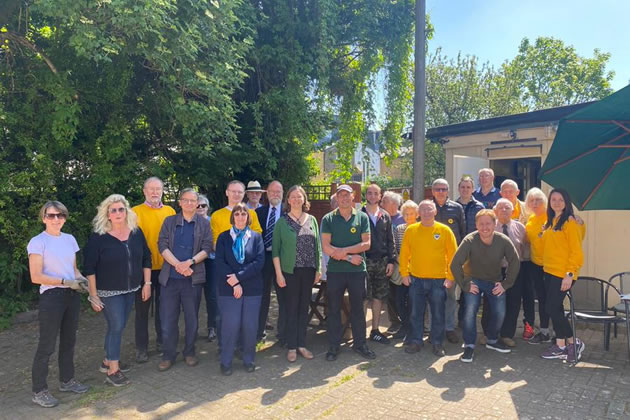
[387,282,401,327]
[326,271,367,348]
[531,263,550,329]
[284,267,316,349]
[501,268,533,339]
[135,270,162,351]
[32,289,80,393]
[258,251,287,341]
[544,273,573,339]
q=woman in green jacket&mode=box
[272,185,322,362]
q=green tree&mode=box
[509,37,614,109]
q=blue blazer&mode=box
[215,229,265,297]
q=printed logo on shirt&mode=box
[448,218,454,224]
[433,234,441,240]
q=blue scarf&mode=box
[232,227,248,264]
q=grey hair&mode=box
[525,187,547,210]
[500,179,519,191]
[178,188,199,200]
[419,199,437,209]
[400,199,419,214]
[39,201,69,221]
[143,176,164,189]
[432,178,449,188]
[494,198,514,209]
[198,194,209,205]
[382,191,402,207]
[478,168,494,177]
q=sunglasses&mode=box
[433,188,448,192]
[109,207,126,214]
[180,199,198,204]
[233,212,248,217]
[45,213,67,220]
[197,204,208,209]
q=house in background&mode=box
[312,130,382,183]
[426,101,630,288]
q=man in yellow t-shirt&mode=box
[210,180,262,246]
[132,177,176,362]
[399,200,457,356]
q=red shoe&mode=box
[522,321,535,340]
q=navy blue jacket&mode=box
[214,229,265,297]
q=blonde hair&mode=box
[400,199,420,215]
[92,194,138,235]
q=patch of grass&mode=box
[331,373,356,388]
[319,404,339,418]
[72,385,123,408]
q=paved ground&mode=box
[1,297,630,420]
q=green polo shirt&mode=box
[321,207,370,273]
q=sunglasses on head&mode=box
[197,204,208,209]
[108,207,126,214]
[45,213,67,220]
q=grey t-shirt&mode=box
[27,231,79,294]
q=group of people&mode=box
[26,169,585,409]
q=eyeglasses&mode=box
[433,188,448,192]
[109,207,126,214]
[233,212,248,217]
[197,203,208,209]
[45,213,67,220]
[180,199,198,204]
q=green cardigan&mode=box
[271,214,322,274]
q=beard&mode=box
[269,197,282,207]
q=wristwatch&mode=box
[191,257,196,265]
[566,272,574,278]
[346,255,353,263]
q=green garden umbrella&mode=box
[541,84,630,210]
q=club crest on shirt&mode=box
[350,227,357,233]
[434,233,440,240]
[448,218,454,224]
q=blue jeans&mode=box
[408,277,446,345]
[218,295,262,367]
[101,291,135,361]
[445,285,457,331]
[462,279,506,348]
[160,278,203,362]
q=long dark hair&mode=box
[544,188,574,231]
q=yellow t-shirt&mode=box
[398,221,457,280]
[542,218,584,279]
[210,207,262,245]
[132,203,176,270]
[525,213,546,266]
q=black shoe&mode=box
[404,342,422,354]
[392,328,407,340]
[353,344,376,359]
[460,347,474,363]
[528,332,551,344]
[486,341,512,353]
[432,344,445,357]
[207,328,217,342]
[244,363,256,373]
[220,364,232,376]
[105,370,130,387]
[325,346,340,361]
[369,330,390,345]
[135,350,149,364]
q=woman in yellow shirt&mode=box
[524,188,550,344]
[540,188,584,363]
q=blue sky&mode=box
[427,0,629,90]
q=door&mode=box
[453,155,489,187]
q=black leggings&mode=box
[544,273,573,339]
[531,263,549,329]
